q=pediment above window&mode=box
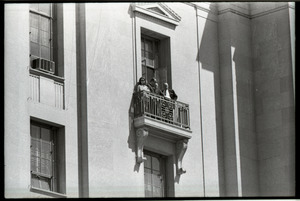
[131,3,181,26]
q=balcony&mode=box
[133,91,192,174]
[29,68,64,109]
[134,90,191,126]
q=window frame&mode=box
[141,35,159,83]
[144,150,167,197]
[29,118,66,197]
[30,121,57,192]
[139,29,172,89]
[29,4,54,63]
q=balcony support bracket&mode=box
[176,139,188,175]
[136,128,149,164]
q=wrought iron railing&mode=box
[133,91,190,129]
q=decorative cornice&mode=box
[251,4,290,19]
[159,3,181,21]
[185,2,292,21]
[131,3,180,27]
[135,11,175,30]
[218,8,250,19]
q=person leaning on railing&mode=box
[136,77,150,92]
[136,77,151,115]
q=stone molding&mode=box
[131,3,180,27]
[251,4,292,19]
[135,12,175,30]
[136,128,149,164]
[186,2,292,20]
[134,116,191,175]
[176,139,188,175]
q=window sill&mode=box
[29,68,64,83]
[30,186,67,198]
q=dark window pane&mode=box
[152,172,161,186]
[41,158,52,176]
[144,154,151,168]
[31,124,40,138]
[30,13,39,28]
[41,128,51,141]
[31,155,40,173]
[41,140,51,158]
[144,39,153,52]
[141,40,145,51]
[31,138,40,156]
[40,17,50,32]
[31,174,40,188]
[147,67,154,82]
[152,157,160,171]
[40,31,50,47]
[144,169,152,185]
[40,177,51,191]
[30,27,39,43]
[30,42,40,57]
[41,46,51,60]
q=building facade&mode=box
[4,2,295,198]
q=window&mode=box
[30,4,53,63]
[30,122,56,192]
[30,120,66,197]
[141,30,172,89]
[141,35,158,82]
[144,151,166,197]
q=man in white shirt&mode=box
[161,83,177,100]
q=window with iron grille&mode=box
[30,122,56,192]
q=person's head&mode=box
[163,82,169,90]
[139,77,146,85]
[150,78,157,86]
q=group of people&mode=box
[136,76,178,101]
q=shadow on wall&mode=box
[127,4,143,173]
[128,81,144,173]
[195,3,225,196]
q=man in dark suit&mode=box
[160,82,178,123]
[147,77,160,95]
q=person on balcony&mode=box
[161,82,177,101]
[136,77,150,92]
[135,77,151,115]
[160,82,178,123]
[147,77,160,95]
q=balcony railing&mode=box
[133,91,190,129]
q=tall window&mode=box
[141,35,158,83]
[144,151,166,197]
[29,4,53,63]
[141,30,171,89]
[30,122,56,192]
